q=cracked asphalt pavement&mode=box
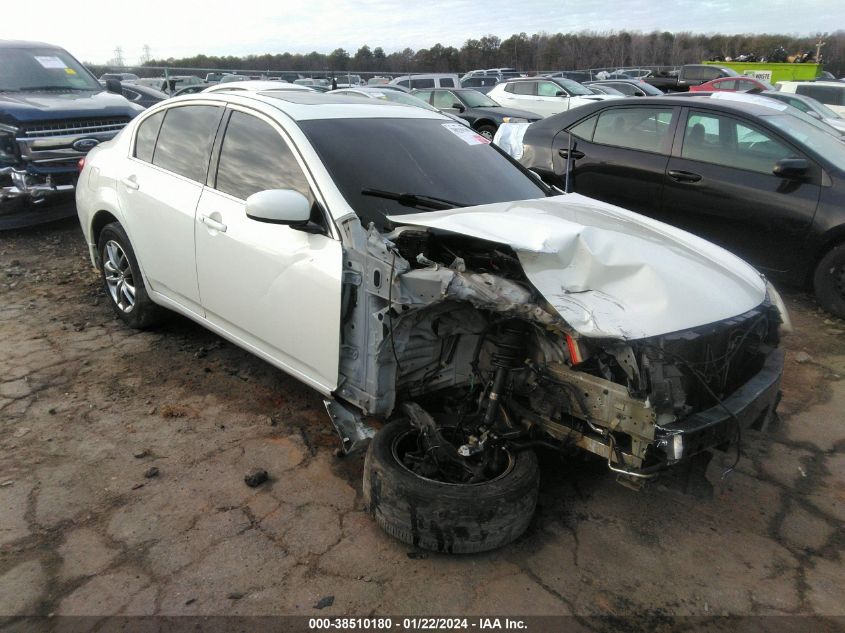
[1,218,844,622]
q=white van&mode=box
[776,81,845,116]
[390,73,461,89]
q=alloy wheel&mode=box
[103,240,136,313]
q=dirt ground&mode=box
[1,217,844,625]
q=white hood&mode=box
[389,194,767,340]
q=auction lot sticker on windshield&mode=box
[442,122,490,145]
[34,56,67,69]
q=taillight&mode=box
[77,157,85,172]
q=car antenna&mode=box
[564,132,573,194]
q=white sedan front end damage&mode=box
[333,194,785,487]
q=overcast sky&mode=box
[2,0,840,64]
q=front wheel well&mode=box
[807,231,845,286]
[473,119,497,131]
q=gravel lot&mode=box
[1,216,844,624]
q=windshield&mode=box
[299,118,547,230]
[764,114,845,170]
[636,82,664,96]
[459,91,499,107]
[555,78,592,96]
[0,47,101,91]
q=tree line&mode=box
[141,30,845,76]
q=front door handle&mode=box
[667,169,702,183]
[558,149,585,160]
[120,176,139,190]
[199,214,227,233]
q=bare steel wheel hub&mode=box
[103,240,136,313]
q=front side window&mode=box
[432,90,460,109]
[682,111,795,174]
[538,81,564,97]
[133,111,165,163]
[152,106,222,182]
[215,111,313,202]
[593,107,675,153]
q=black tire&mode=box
[363,419,539,553]
[477,123,497,141]
[97,222,165,329]
[813,244,845,319]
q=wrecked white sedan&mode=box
[77,91,787,553]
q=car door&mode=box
[551,105,677,213]
[118,103,223,315]
[661,108,820,273]
[194,107,343,392]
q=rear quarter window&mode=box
[133,111,165,163]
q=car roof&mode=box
[0,40,60,49]
[179,91,448,122]
[203,80,314,93]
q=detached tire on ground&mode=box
[97,222,165,329]
[813,244,845,319]
[363,419,540,553]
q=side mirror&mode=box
[806,111,822,120]
[772,158,809,179]
[246,189,311,225]
[452,103,465,112]
[555,90,566,97]
[105,78,122,94]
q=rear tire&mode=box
[97,222,165,329]
[363,419,539,553]
[813,244,845,319]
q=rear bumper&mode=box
[655,348,785,464]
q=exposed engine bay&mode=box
[332,209,784,486]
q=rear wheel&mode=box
[97,223,165,329]
[813,244,845,319]
[363,418,539,553]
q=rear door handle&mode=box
[558,149,585,160]
[199,214,227,233]
[120,176,139,190]
[667,169,702,183]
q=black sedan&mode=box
[511,95,845,317]
[412,88,541,140]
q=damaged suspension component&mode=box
[482,320,528,436]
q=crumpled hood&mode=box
[388,194,767,340]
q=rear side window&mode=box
[410,78,435,89]
[796,85,845,106]
[439,78,455,88]
[715,79,737,90]
[215,111,313,202]
[133,111,165,163]
[152,106,221,182]
[510,81,534,95]
[593,107,674,153]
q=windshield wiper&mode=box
[361,187,464,210]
